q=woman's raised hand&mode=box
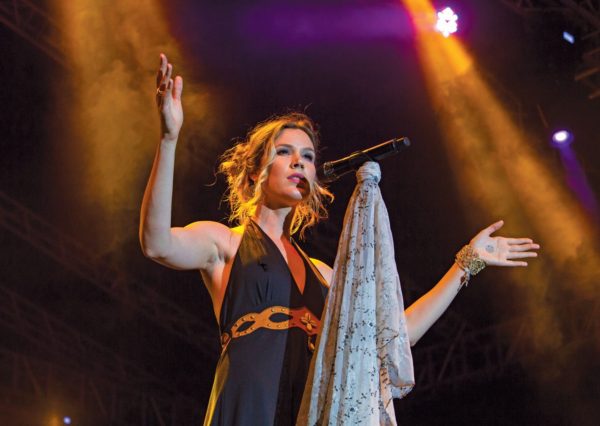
[469,220,540,267]
[156,53,184,143]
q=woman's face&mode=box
[261,128,317,208]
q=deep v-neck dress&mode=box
[204,221,329,426]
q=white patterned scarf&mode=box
[297,162,414,425]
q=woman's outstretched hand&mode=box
[469,220,540,267]
[156,53,183,143]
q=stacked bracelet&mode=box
[455,245,486,291]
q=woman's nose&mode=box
[291,154,305,169]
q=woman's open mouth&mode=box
[287,173,305,184]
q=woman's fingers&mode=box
[156,54,173,92]
[480,220,504,238]
[504,260,528,267]
[166,78,174,100]
[159,63,172,93]
[173,76,183,100]
[506,251,538,259]
[156,55,178,108]
[506,238,533,244]
[159,78,173,110]
[154,53,183,140]
[157,53,167,87]
[509,242,540,252]
[165,63,173,82]
[160,53,167,73]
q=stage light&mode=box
[435,7,458,37]
[63,417,71,425]
[552,129,573,146]
[562,31,575,44]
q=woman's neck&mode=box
[252,205,295,241]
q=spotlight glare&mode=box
[552,129,573,145]
[63,417,71,425]
[435,7,458,38]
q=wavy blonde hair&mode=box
[219,112,334,238]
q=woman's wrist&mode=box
[160,134,179,146]
[454,244,486,291]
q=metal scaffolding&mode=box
[0,284,204,421]
[0,190,219,353]
[0,347,201,426]
[1,285,174,391]
[409,295,599,397]
[0,0,67,68]
[0,285,202,424]
[501,0,600,99]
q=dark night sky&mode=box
[1,0,599,424]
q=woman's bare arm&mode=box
[404,220,539,346]
[404,263,465,346]
[311,221,539,347]
[139,54,226,272]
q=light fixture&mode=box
[435,7,458,37]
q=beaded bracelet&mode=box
[455,245,486,291]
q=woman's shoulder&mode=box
[182,220,235,240]
[183,220,243,235]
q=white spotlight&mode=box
[552,129,573,146]
[435,7,458,37]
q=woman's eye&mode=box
[276,148,290,155]
[303,153,315,162]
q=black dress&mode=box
[204,221,329,426]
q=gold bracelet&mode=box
[455,245,486,291]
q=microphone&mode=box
[319,137,411,182]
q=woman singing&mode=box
[140,54,540,425]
